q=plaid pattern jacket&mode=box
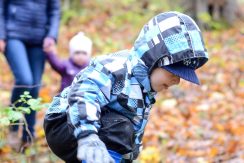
[46,11,208,156]
[47,50,156,147]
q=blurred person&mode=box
[44,32,93,92]
[44,11,209,163]
[0,0,60,151]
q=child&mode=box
[44,11,208,163]
[44,32,92,92]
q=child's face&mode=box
[71,51,90,66]
[150,67,180,92]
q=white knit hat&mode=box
[69,32,92,56]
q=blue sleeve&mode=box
[47,0,60,41]
[67,60,113,139]
[0,0,5,39]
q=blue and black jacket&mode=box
[46,11,208,158]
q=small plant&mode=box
[0,91,48,127]
[0,91,49,150]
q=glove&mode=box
[77,134,115,163]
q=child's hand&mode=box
[0,40,6,53]
[43,43,57,54]
[77,134,115,163]
[44,45,57,54]
[43,37,56,54]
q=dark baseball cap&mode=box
[161,58,203,85]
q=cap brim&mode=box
[162,64,200,85]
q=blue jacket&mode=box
[0,0,60,44]
[46,12,208,158]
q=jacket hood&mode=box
[132,11,208,73]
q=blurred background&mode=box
[0,0,243,162]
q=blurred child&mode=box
[44,32,92,92]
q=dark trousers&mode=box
[44,110,135,163]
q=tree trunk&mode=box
[182,0,238,28]
[223,0,238,24]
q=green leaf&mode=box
[27,98,41,107]
[31,105,43,111]
[23,91,30,95]
[26,95,32,99]
[17,106,31,114]
[7,110,23,122]
[0,117,10,126]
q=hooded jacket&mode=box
[46,11,208,158]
